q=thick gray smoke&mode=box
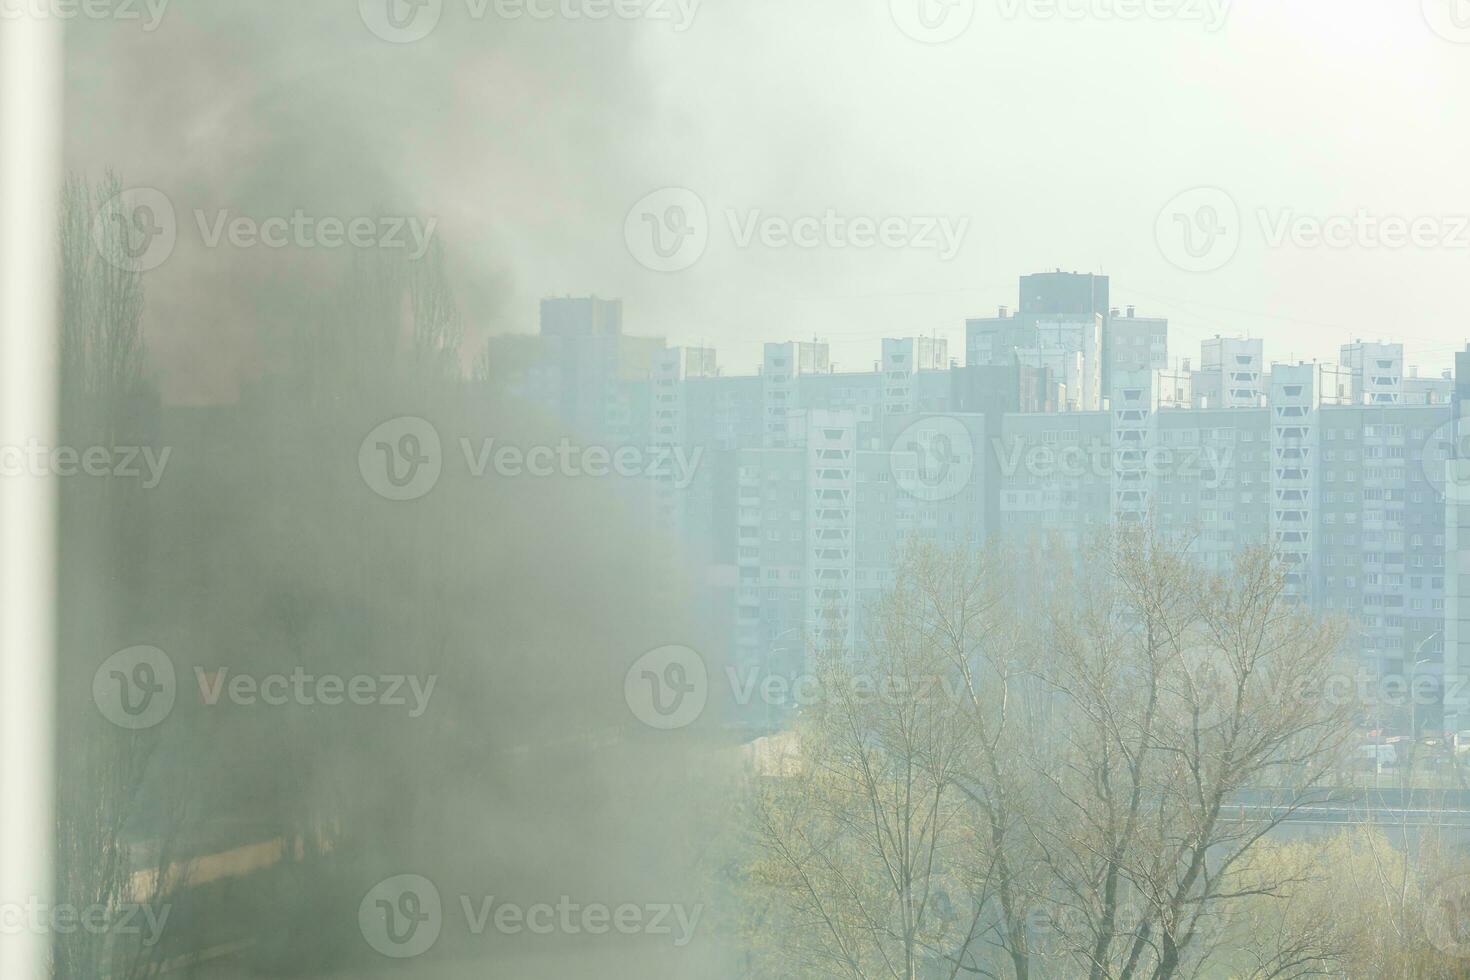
[59,6,741,978]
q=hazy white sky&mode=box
[68,0,1470,399]
[596,0,1470,377]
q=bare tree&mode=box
[1032,530,1356,980]
[54,173,185,980]
[408,236,463,379]
[1231,825,1470,979]
[900,542,1049,980]
[59,171,146,425]
[743,566,995,979]
[52,710,191,980]
[742,530,1366,980]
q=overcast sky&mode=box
[67,0,1470,402]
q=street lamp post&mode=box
[1405,632,1441,789]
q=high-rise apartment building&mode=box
[498,284,1464,728]
[1197,336,1265,409]
[488,295,663,442]
[1019,270,1109,320]
[1106,308,1169,392]
[970,275,1170,411]
[1445,347,1470,729]
[1341,341,1405,406]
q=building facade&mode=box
[490,283,1466,729]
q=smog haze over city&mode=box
[4,1,1470,978]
